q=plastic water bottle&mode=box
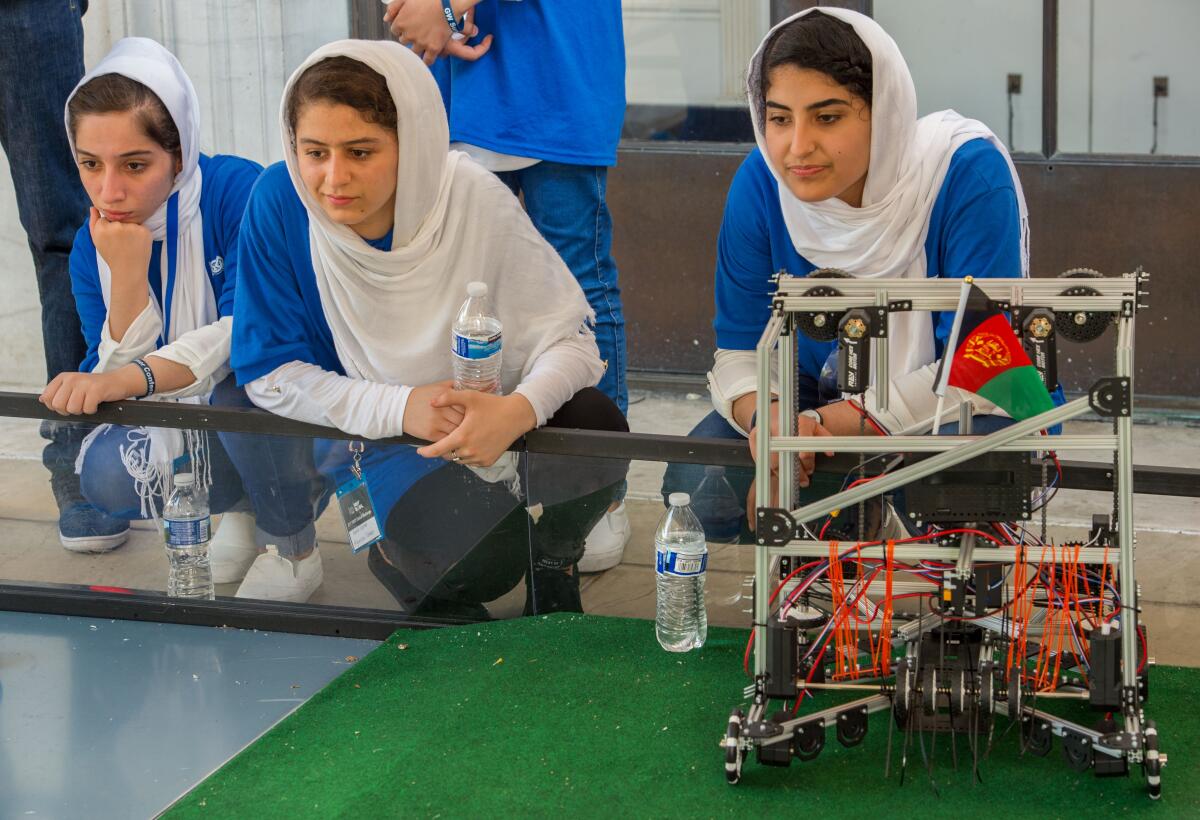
[163,472,213,599]
[452,281,502,394]
[655,492,708,652]
[693,465,742,543]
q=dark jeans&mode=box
[661,408,1016,539]
[497,162,627,414]
[0,1,92,507]
[79,377,330,558]
[371,387,630,615]
[211,376,330,557]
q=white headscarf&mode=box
[749,8,1030,379]
[280,40,592,390]
[65,38,215,516]
[65,36,216,356]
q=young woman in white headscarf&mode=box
[231,40,628,619]
[41,39,328,603]
[662,8,1062,536]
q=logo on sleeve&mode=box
[209,256,225,275]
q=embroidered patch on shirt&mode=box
[209,256,224,275]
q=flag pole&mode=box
[932,276,974,435]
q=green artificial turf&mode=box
[164,614,1195,819]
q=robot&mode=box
[723,269,1163,799]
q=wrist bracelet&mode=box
[751,404,822,431]
[800,407,824,426]
[133,358,155,397]
[441,0,465,34]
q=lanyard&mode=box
[160,191,180,346]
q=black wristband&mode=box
[133,358,155,397]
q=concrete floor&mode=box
[1,391,1197,664]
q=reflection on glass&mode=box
[874,0,1043,153]
[532,454,754,628]
[1058,0,1200,155]
[0,406,644,623]
[622,0,769,141]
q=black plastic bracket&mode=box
[756,508,796,546]
[1062,728,1095,772]
[836,705,869,747]
[1088,377,1132,418]
[888,299,912,312]
[793,719,825,761]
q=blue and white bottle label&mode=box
[657,551,708,577]
[453,332,501,360]
[165,518,210,547]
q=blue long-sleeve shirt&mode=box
[69,153,262,371]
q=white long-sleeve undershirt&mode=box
[246,333,604,439]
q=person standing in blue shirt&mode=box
[663,9,1057,535]
[383,0,633,572]
[40,39,329,602]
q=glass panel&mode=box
[1059,0,1200,155]
[0,406,532,626]
[622,0,770,141]
[81,0,350,166]
[524,452,755,629]
[874,0,1044,153]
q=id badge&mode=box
[337,442,383,553]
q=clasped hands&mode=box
[404,380,536,468]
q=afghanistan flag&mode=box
[933,280,1055,421]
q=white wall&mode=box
[0,0,346,389]
[875,0,1044,153]
[623,0,771,107]
[1059,0,1200,155]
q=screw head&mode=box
[813,314,827,327]
[1073,312,1088,326]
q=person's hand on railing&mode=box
[416,389,536,468]
[401,380,463,442]
[40,369,143,415]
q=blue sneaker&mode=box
[58,503,130,553]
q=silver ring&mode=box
[451,450,461,463]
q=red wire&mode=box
[846,399,890,436]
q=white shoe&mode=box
[209,511,261,584]
[577,502,632,573]
[235,546,323,603]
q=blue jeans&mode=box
[497,162,627,414]
[0,1,92,506]
[661,409,1016,539]
[79,378,329,558]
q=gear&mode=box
[1055,268,1113,343]
[796,268,850,342]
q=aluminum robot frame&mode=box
[723,271,1164,799]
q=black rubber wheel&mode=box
[1006,667,1023,722]
[725,709,744,785]
[1143,720,1162,800]
[892,659,912,727]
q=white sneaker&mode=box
[209,511,261,584]
[577,502,632,573]
[235,546,323,603]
